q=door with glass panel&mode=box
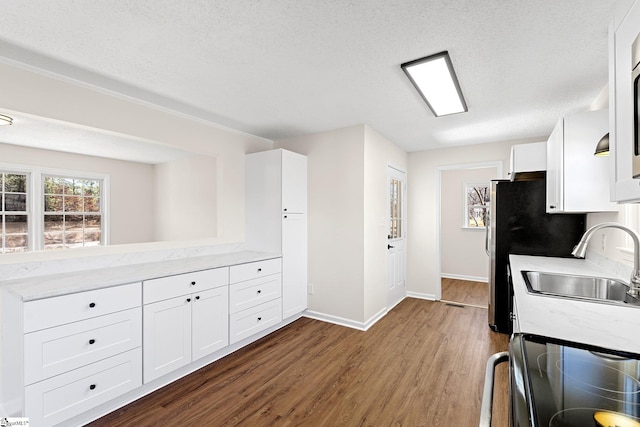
[387,166,406,308]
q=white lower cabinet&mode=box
[2,282,143,427]
[3,256,287,426]
[142,268,229,383]
[25,348,142,427]
[230,299,282,344]
[229,259,283,344]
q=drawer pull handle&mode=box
[191,281,196,286]
[195,296,200,300]
[257,290,262,294]
[186,298,191,303]
[257,317,262,321]
[89,384,97,390]
[89,302,96,308]
[89,339,96,345]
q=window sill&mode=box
[461,226,487,231]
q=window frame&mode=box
[0,166,32,253]
[463,181,490,230]
[0,162,109,252]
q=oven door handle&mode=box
[479,351,509,427]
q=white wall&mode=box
[407,139,540,299]
[154,155,218,241]
[276,126,366,323]
[440,167,497,282]
[363,125,408,321]
[275,125,408,326]
[0,142,156,245]
[0,60,271,247]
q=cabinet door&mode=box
[282,214,308,318]
[143,296,192,383]
[612,0,640,201]
[546,118,564,212]
[281,151,307,214]
[192,287,229,361]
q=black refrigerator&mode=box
[487,178,585,334]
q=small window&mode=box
[43,176,103,250]
[389,177,404,239]
[0,172,29,253]
[465,182,489,228]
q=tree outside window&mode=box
[44,176,102,250]
[465,182,490,228]
[0,172,29,253]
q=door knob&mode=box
[388,244,395,249]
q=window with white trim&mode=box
[0,164,107,253]
[1,172,29,253]
[43,176,103,250]
[464,182,490,228]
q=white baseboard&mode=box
[303,305,388,332]
[441,273,488,283]
[406,291,437,301]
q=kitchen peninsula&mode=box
[0,242,306,427]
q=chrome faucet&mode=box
[571,222,640,297]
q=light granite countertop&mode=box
[509,254,640,354]
[2,250,281,301]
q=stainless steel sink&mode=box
[522,271,640,306]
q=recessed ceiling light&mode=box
[401,51,467,117]
[0,114,14,126]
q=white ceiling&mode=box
[0,0,616,155]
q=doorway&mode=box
[437,162,501,307]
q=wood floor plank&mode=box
[441,278,489,307]
[88,294,509,427]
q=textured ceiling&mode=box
[0,0,616,155]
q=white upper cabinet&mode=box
[546,109,617,213]
[509,141,546,180]
[610,0,640,202]
[281,150,308,214]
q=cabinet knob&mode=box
[89,302,96,308]
[549,205,556,209]
[186,298,191,303]
[284,215,288,219]
[89,384,96,390]
[89,339,96,345]
[195,295,200,300]
[257,268,262,273]
[257,289,262,294]
[191,281,196,286]
[284,208,288,212]
[257,317,262,321]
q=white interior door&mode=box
[387,166,406,308]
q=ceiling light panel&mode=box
[401,51,467,117]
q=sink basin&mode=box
[522,271,640,307]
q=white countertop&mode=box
[2,250,281,301]
[509,254,640,354]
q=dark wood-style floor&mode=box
[441,278,489,308]
[88,282,509,427]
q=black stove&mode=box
[510,334,640,427]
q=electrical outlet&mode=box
[308,284,314,295]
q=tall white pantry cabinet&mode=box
[245,149,308,319]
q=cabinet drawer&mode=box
[24,283,141,333]
[229,258,281,284]
[230,298,282,344]
[25,348,142,427]
[24,307,142,385]
[144,267,228,304]
[229,274,281,314]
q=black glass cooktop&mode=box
[519,334,640,427]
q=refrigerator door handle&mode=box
[484,215,490,256]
